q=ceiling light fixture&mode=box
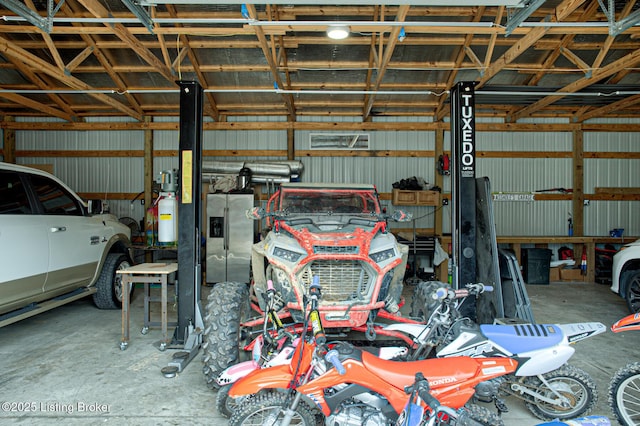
[327,25,349,40]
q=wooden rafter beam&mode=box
[269,5,294,116]
[22,0,65,72]
[512,48,640,121]
[435,6,486,121]
[6,35,640,52]
[483,6,503,72]
[61,0,144,116]
[363,4,409,121]
[577,94,640,123]
[559,47,591,76]
[172,47,189,70]
[75,0,174,83]
[5,22,638,37]
[65,46,95,73]
[477,0,587,89]
[0,35,142,120]
[166,4,220,121]
[0,91,74,121]
[151,7,173,72]
[364,5,384,121]
[4,55,79,121]
[244,3,296,120]
[25,59,623,74]
[592,1,636,72]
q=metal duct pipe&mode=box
[241,163,290,176]
[201,160,246,174]
[251,160,304,175]
[251,175,296,184]
[201,173,291,184]
[201,160,303,177]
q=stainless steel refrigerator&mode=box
[205,193,254,284]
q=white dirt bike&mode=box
[385,281,606,421]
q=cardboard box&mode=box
[559,267,586,282]
[392,189,439,206]
[549,266,561,282]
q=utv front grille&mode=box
[313,245,359,254]
[299,260,371,302]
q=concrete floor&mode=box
[0,280,638,425]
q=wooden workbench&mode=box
[437,236,636,283]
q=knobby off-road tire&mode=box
[93,253,132,309]
[622,270,640,313]
[202,281,250,390]
[458,404,505,426]
[216,383,236,418]
[229,391,316,426]
[608,361,640,426]
[410,281,447,320]
[523,364,598,421]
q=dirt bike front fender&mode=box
[227,364,293,398]
[612,313,640,333]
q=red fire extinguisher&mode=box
[438,154,450,175]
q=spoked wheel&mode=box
[216,384,238,418]
[524,364,597,421]
[609,362,640,426]
[229,391,316,426]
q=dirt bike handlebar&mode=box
[405,375,485,426]
[404,373,441,413]
[432,283,492,301]
[325,349,346,375]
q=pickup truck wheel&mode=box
[93,253,133,309]
[202,281,250,389]
[623,270,640,313]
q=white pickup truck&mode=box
[611,238,640,313]
[0,162,134,327]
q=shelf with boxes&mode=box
[391,189,440,206]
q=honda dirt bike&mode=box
[227,277,517,426]
[396,372,503,426]
[608,313,640,426]
[214,279,299,417]
[385,282,606,421]
[215,279,407,418]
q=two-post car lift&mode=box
[164,80,533,375]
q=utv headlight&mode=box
[273,247,303,262]
[370,248,396,263]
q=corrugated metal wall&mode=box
[6,116,639,238]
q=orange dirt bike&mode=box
[227,277,518,426]
[214,279,407,418]
[609,313,640,425]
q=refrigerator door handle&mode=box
[224,206,229,250]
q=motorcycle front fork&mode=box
[278,392,305,426]
[274,357,322,426]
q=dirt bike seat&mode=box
[480,323,564,354]
[361,350,482,390]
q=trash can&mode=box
[521,248,552,284]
